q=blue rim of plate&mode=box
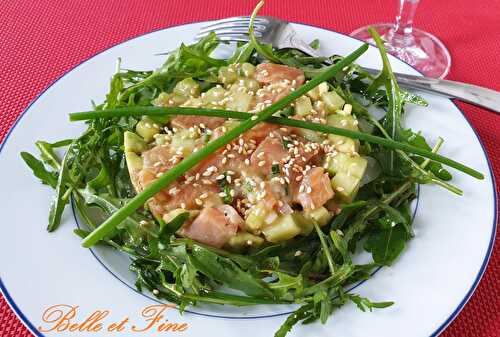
[0,20,497,337]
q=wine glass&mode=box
[350,0,451,78]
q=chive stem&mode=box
[70,107,483,180]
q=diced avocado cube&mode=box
[227,232,264,250]
[294,95,313,116]
[136,117,161,143]
[307,82,329,100]
[125,151,143,171]
[331,172,361,203]
[174,78,201,97]
[321,91,345,113]
[262,213,303,243]
[226,91,254,112]
[304,206,332,227]
[326,114,358,131]
[324,153,367,179]
[124,131,147,153]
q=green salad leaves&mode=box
[21,2,483,337]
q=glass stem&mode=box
[388,0,420,46]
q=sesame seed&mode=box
[336,186,345,192]
[306,186,312,194]
[258,160,266,167]
[181,203,186,209]
[153,289,160,295]
[200,193,208,199]
[299,185,305,193]
[195,198,203,206]
[244,158,250,165]
[251,115,258,121]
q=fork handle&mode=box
[291,39,500,114]
[364,69,500,114]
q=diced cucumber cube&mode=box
[170,129,197,156]
[136,117,160,143]
[125,151,143,171]
[327,135,359,153]
[226,91,254,112]
[124,131,146,153]
[218,66,238,85]
[298,128,323,143]
[331,172,361,203]
[245,202,267,233]
[294,95,313,116]
[202,86,226,104]
[236,77,260,92]
[240,63,256,77]
[262,213,303,243]
[174,78,201,97]
[324,153,367,178]
[321,91,345,113]
[326,114,358,131]
[227,232,264,250]
[304,206,333,227]
[307,82,329,100]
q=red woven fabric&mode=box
[0,1,499,336]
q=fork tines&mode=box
[195,16,269,41]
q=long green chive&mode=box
[70,107,484,180]
[81,43,369,248]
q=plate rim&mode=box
[0,19,497,337]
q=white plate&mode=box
[0,22,496,337]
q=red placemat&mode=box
[1,1,499,336]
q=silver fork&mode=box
[196,16,500,114]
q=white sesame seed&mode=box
[195,198,203,206]
[251,115,258,121]
[258,160,266,167]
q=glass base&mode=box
[350,23,451,79]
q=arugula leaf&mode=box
[267,271,303,299]
[369,28,404,174]
[364,223,407,265]
[21,152,58,188]
[190,244,274,298]
[47,142,75,232]
[349,294,394,312]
